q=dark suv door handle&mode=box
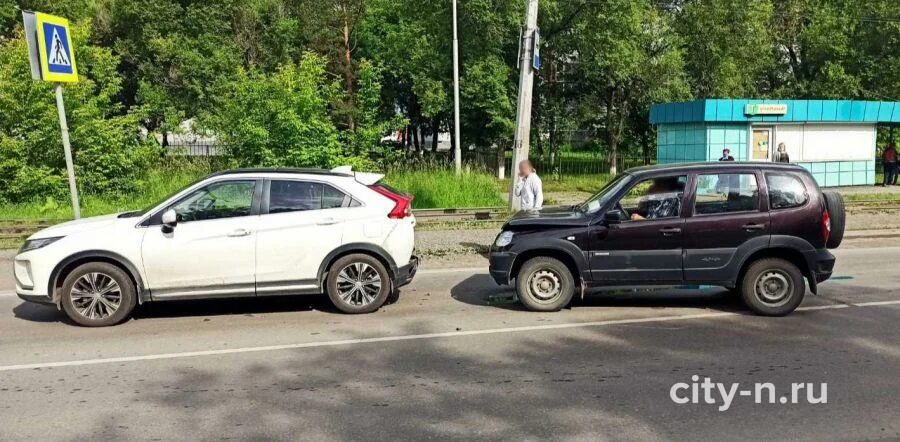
[742,223,766,231]
[659,227,682,236]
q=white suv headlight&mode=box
[495,231,515,247]
[19,236,64,253]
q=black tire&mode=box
[516,257,575,312]
[740,258,805,316]
[60,262,137,327]
[326,254,391,314]
[822,191,845,249]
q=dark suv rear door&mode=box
[682,170,770,283]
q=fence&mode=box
[469,150,655,177]
[164,141,224,156]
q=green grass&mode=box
[0,161,210,221]
[498,173,614,194]
[385,169,504,209]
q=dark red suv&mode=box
[489,162,844,316]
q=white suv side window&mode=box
[268,180,353,214]
[171,180,255,222]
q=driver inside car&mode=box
[629,177,683,221]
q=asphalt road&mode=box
[1,243,899,440]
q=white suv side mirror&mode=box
[161,209,178,231]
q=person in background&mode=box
[774,143,790,163]
[515,159,544,210]
[884,143,898,186]
[719,148,735,161]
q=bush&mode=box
[385,169,504,209]
[203,53,343,168]
[0,24,158,205]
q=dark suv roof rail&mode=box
[626,162,806,174]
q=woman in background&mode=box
[774,143,790,163]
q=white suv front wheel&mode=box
[60,262,137,327]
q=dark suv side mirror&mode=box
[604,210,622,224]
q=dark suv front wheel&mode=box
[740,258,805,316]
[516,257,575,312]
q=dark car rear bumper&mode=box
[395,256,419,288]
[489,252,516,285]
[808,248,836,283]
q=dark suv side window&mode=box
[618,175,686,221]
[766,174,808,209]
[269,180,353,214]
[694,173,759,215]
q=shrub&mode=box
[0,24,157,204]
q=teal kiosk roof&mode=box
[650,99,900,125]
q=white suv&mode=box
[13,167,418,326]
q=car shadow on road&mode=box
[11,294,344,324]
[12,302,77,325]
[450,274,528,311]
[133,295,338,320]
[450,274,747,312]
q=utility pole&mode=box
[508,0,539,210]
[452,0,462,174]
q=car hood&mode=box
[504,206,590,230]
[28,213,129,240]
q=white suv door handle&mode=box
[317,218,339,226]
[227,228,251,237]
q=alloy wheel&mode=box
[336,262,383,307]
[70,272,122,320]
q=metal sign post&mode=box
[23,11,81,218]
[55,84,80,218]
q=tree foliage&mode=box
[0,0,898,201]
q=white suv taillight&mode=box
[369,184,413,219]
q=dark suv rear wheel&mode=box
[740,258,805,316]
[516,257,575,312]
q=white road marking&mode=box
[0,292,15,298]
[0,300,898,373]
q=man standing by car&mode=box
[515,160,544,210]
[883,143,898,186]
[719,148,735,161]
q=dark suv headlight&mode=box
[495,231,515,247]
[19,236,64,253]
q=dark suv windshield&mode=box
[577,174,631,214]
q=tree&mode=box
[567,0,689,174]
[676,0,775,98]
[0,23,156,204]
[203,53,344,168]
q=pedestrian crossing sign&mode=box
[34,12,78,83]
